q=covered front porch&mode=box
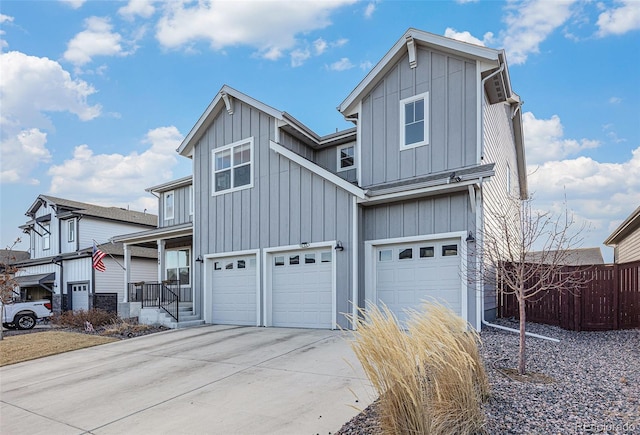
[112,222,202,328]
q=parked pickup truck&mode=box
[2,300,53,330]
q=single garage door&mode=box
[375,239,462,325]
[211,255,257,326]
[271,248,333,328]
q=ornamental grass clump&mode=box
[348,302,489,434]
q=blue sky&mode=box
[1,0,639,262]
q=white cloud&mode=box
[523,112,600,165]
[456,0,479,3]
[596,0,640,36]
[364,2,376,18]
[314,38,328,55]
[290,48,311,67]
[0,14,13,23]
[0,14,14,50]
[47,126,184,211]
[64,17,129,66]
[118,0,156,21]
[0,128,51,185]
[155,0,356,60]
[328,57,354,71]
[528,147,640,248]
[609,96,622,104]
[360,60,373,70]
[59,0,86,9]
[501,0,577,64]
[444,28,494,46]
[0,51,101,184]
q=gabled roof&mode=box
[177,85,356,157]
[604,206,640,245]
[0,249,30,264]
[146,175,193,194]
[24,195,157,227]
[338,28,504,117]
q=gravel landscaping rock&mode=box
[336,320,640,434]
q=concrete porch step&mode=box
[139,307,202,330]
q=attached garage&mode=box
[366,236,466,326]
[268,247,335,329]
[210,254,259,326]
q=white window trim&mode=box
[400,91,430,150]
[189,185,194,216]
[164,190,175,221]
[336,143,356,172]
[212,137,254,196]
[67,219,75,243]
[164,247,190,287]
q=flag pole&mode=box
[92,239,126,271]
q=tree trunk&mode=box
[518,296,526,375]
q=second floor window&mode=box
[164,191,174,220]
[213,138,253,195]
[337,144,355,171]
[400,92,429,149]
[67,219,75,242]
[42,222,50,250]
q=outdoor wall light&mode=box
[465,231,475,243]
[335,241,344,251]
[196,255,204,263]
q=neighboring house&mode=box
[12,195,158,314]
[604,206,640,263]
[0,249,30,272]
[525,247,605,266]
[117,28,527,330]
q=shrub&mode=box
[101,318,151,336]
[347,302,489,434]
[52,309,117,329]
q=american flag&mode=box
[92,243,107,272]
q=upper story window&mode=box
[400,92,429,149]
[164,191,174,221]
[42,222,50,250]
[213,137,253,195]
[337,144,355,172]
[67,219,75,243]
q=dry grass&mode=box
[51,309,117,328]
[101,318,152,336]
[348,303,489,434]
[0,331,118,366]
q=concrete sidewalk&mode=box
[0,325,373,435]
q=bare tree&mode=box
[479,196,590,375]
[0,239,21,341]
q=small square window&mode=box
[399,248,413,260]
[214,262,221,270]
[337,144,355,171]
[164,191,175,220]
[442,245,458,257]
[248,258,256,268]
[321,251,332,263]
[420,247,434,258]
[305,253,316,264]
[275,256,285,266]
[237,260,246,269]
[378,249,392,262]
[225,262,234,270]
[289,255,300,265]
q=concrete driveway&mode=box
[0,325,373,435]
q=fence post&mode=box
[574,283,582,332]
[613,263,619,330]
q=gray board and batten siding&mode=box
[360,47,477,187]
[192,99,355,328]
[158,183,193,227]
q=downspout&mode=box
[476,70,559,341]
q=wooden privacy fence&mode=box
[498,261,640,331]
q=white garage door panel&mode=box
[211,256,257,326]
[271,249,333,329]
[376,240,462,325]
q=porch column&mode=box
[158,239,165,282]
[123,243,131,302]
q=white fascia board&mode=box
[110,224,193,245]
[360,178,489,206]
[339,28,500,116]
[178,85,285,157]
[145,175,192,194]
[269,141,367,200]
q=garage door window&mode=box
[399,248,413,260]
[275,256,285,266]
[289,255,300,265]
[442,244,458,256]
[321,251,332,263]
[305,253,316,264]
[237,260,246,269]
[379,249,392,262]
[420,246,435,258]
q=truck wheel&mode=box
[15,314,36,330]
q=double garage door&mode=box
[374,239,462,325]
[210,248,333,328]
